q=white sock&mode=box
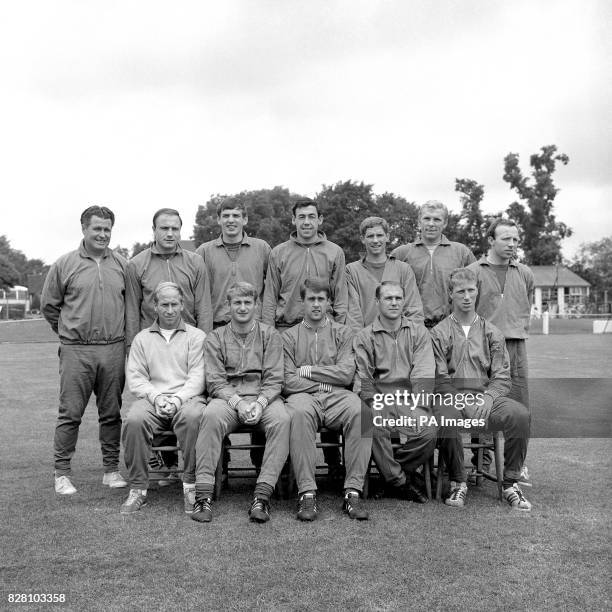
[183,484,195,492]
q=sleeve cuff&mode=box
[228,394,241,409]
[256,396,269,410]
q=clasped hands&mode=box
[236,399,262,426]
[154,394,182,418]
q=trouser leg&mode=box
[506,339,530,410]
[287,393,321,494]
[122,399,169,489]
[93,342,125,472]
[54,344,96,476]
[438,427,466,482]
[393,408,438,474]
[195,399,239,486]
[256,399,290,489]
[172,397,205,485]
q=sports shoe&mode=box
[183,487,196,514]
[296,492,318,521]
[102,471,128,488]
[518,465,532,487]
[248,497,271,523]
[55,475,77,495]
[120,489,147,514]
[503,483,532,511]
[343,491,369,520]
[191,498,213,523]
[445,482,468,507]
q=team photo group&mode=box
[41,196,533,524]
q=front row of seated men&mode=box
[121,271,531,522]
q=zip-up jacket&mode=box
[205,321,283,407]
[346,256,424,331]
[467,257,534,339]
[354,316,435,407]
[126,243,212,346]
[391,236,475,325]
[196,234,271,325]
[127,319,206,406]
[282,318,355,396]
[429,315,511,401]
[262,231,348,326]
[41,242,127,344]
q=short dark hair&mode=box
[216,196,247,217]
[360,216,389,236]
[486,217,518,240]
[152,208,183,228]
[226,281,258,303]
[153,281,184,304]
[292,198,320,217]
[375,281,405,300]
[448,268,477,292]
[80,206,115,228]
[299,277,331,301]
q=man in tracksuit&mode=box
[120,282,206,514]
[283,278,371,521]
[192,282,289,524]
[467,218,534,482]
[354,281,437,502]
[262,197,348,471]
[391,200,475,329]
[430,267,531,510]
[346,216,423,333]
[42,205,128,495]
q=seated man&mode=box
[430,268,531,510]
[354,281,437,502]
[121,282,206,514]
[283,278,371,521]
[192,282,289,524]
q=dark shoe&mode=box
[343,491,369,520]
[191,498,213,523]
[248,497,271,523]
[296,492,318,521]
[407,483,428,504]
[386,482,428,503]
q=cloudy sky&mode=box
[1,0,610,264]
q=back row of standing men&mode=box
[42,198,533,519]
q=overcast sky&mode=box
[1,0,610,264]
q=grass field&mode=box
[1,321,611,611]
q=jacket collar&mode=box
[78,241,111,260]
[414,234,451,247]
[477,255,518,268]
[289,230,326,246]
[213,232,253,247]
[150,242,183,256]
[301,317,330,331]
[371,315,413,333]
[149,318,187,335]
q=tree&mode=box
[0,235,48,285]
[453,178,487,257]
[315,180,419,263]
[130,242,150,258]
[503,145,571,265]
[569,237,612,307]
[0,254,20,289]
[113,245,130,260]
[193,187,304,249]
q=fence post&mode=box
[542,311,549,335]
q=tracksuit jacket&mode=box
[196,234,271,325]
[346,256,424,331]
[391,236,475,325]
[41,242,127,344]
[126,243,212,346]
[262,231,348,327]
[204,321,283,408]
[467,257,534,340]
[429,315,512,401]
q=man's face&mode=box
[154,287,184,329]
[450,280,478,316]
[292,205,321,242]
[153,214,182,253]
[489,224,519,261]
[82,215,113,256]
[217,208,247,240]
[419,207,447,243]
[303,289,329,324]
[361,225,389,258]
[377,285,405,321]
[229,294,256,326]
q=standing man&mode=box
[196,196,271,328]
[283,278,371,521]
[191,282,289,524]
[120,282,206,514]
[391,200,475,329]
[467,218,534,481]
[42,205,128,495]
[126,208,212,347]
[430,268,531,510]
[354,281,437,502]
[346,216,423,332]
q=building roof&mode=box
[531,265,590,287]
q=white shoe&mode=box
[55,475,77,495]
[120,489,148,514]
[445,482,468,507]
[503,483,532,511]
[102,471,128,488]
